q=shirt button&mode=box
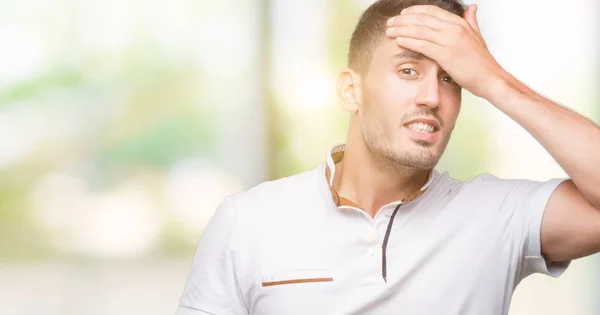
[366,228,377,242]
[369,246,379,256]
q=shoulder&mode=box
[444,172,534,194]
[231,165,323,205]
[216,165,328,243]
[438,171,566,207]
[426,171,526,205]
[223,165,326,222]
[462,173,562,194]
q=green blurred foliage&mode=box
[0,43,217,259]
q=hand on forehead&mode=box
[382,4,497,97]
[386,4,480,35]
[387,4,468,27]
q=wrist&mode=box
[479,69,522,106]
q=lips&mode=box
[403,118,440,133]
[403,118,441,143]
[406,122,435,133]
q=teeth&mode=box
[408,122,435,133]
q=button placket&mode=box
[366,227,377,243]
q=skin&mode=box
[335,32,461,217]
[336,3,600,263]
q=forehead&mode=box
[369,34,438,69]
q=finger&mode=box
[386,26,447,47]
[387,12,451,32]
[463,4,481,33]
[399,5,466,25]
[394,37,442,61]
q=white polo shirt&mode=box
[176,145,569,315]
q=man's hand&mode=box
[389,4,600,264]
[385,4,504,99]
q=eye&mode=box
[399,68,417,76]
[440,75,454,84]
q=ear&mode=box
[337,68,362,113]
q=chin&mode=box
[412,139,436,148]
[384,148,440,170]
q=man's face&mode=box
[357,34,462,170]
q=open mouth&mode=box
[403,119,441,143]
[406,122,437,134]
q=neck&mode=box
[333,137,431,218]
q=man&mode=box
[176,0,600,314]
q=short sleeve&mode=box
[518,178,570,279]
[176,197,248,315]
[470,174,570,281]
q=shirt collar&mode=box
[325,144,434,208]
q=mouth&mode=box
[403,118,441,143]
[406,122,437,133]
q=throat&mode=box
[332,162,430,216]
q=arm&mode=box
[385,4,600,262]
[176,197,249,315]
[483,72,600,262]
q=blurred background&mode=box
[0,0,598,314]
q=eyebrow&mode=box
[393,50,427,60]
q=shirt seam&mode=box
[229,196,251,313]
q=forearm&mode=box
[483,72,600,208]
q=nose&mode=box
[414,76,441,109]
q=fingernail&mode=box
[387,17,395,26]
[395,37,404,43]
[401,8,407,14]
[386,27,395,36]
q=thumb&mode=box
[463,4,480,32]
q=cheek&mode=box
[382,71,417,95]
[439,104,458,122]
[440,91,462,124]
[376,74,415,113]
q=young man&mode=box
[176,0,600,314]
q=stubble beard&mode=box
[362,109,446,171]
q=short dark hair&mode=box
[348,0,466,74]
